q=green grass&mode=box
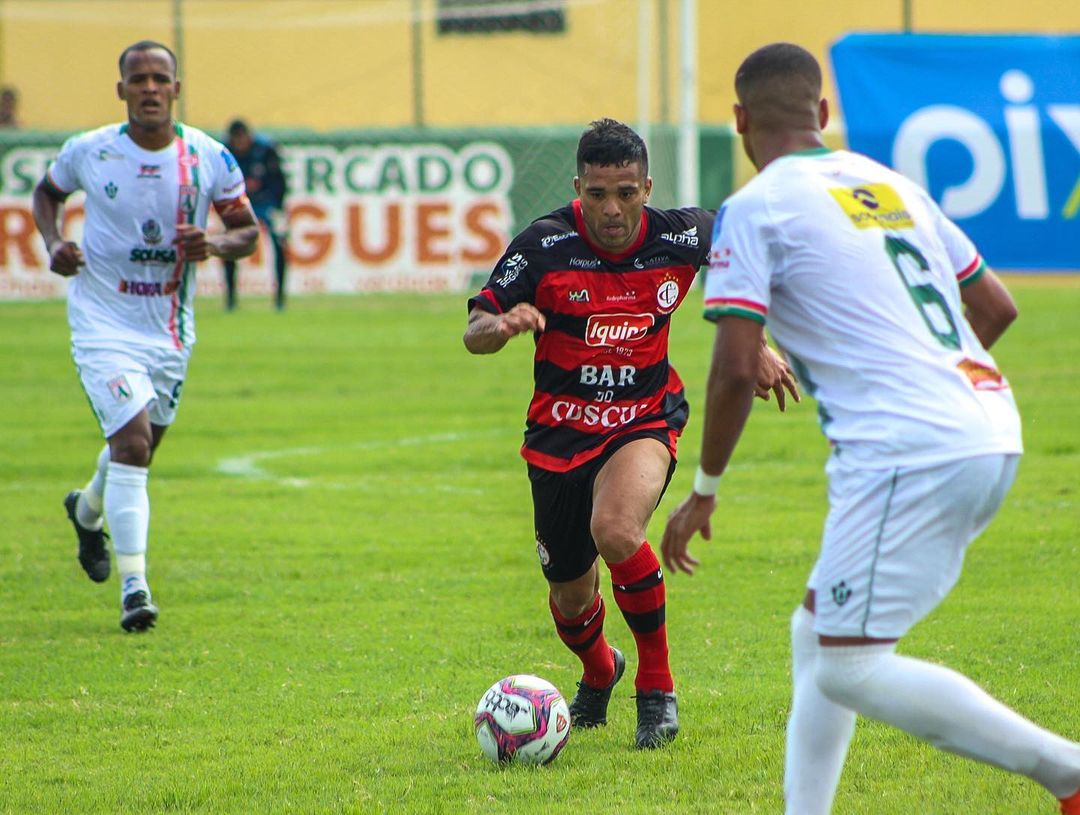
[0,277,1077,814]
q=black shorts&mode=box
[528,429,677,583]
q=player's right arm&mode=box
[463,303,546,355]
[32,177,84,277]
[959,267,1017,350]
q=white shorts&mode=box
[72,344,191,438]
[810,453,1020,639]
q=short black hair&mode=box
[576,118,648,177]
[227,119,250,137]
[735,43,821,106]
[118,40,178,76]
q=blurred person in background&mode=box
[0,86,20,128]
[32,40,258,632]
[222,119,288,311]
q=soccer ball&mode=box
[474,674,571,765]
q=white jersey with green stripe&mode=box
[47,122,246,350]
[704,148,1022,468]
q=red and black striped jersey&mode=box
[468,200,714,472]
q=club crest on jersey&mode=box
[138,164,162,179]
[178,185,198,216]
[568,288,589,303]
[107,375,133,403]
[141,219,163,246]
[656,274,680,313]
[104,181,118,199]
[496,253,527,287]
[585,313,654,347]
[535,537,551,567]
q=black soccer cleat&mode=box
[568,647,625,729]
[634,690,679,749]
[64,490,111,583]
[120,591,159,633]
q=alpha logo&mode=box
[831,580,852,606]
[138,164,162,179]
[569,257,600,269]
[105,181,118,199]
[97,149,123,161]
[178,184,198,216]
[535,536,551,567]
[142,219,163,246]
[119,278,180,295]
[660,224,700,247]
[956,357,1008,391]
[127,248,179,264]
[541,230,576,248]
[107,375,133,402]
[584,313,654,347]
[496,252,526,287]
[568,288,589,302]
[656,274,680,313]
[829,183,915,229]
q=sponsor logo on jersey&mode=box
[118,278,180,296]
[656,274,680,313]
[221,149,238,172]
[568,288,590,302]
[128,248,179,264]
[141,219,163,246]
[569,257,600,269]
[496,252,526,287]
[138,164,162,179]
[97,149,124,161]
[606,291,637,303]
[541,230,577,248]
[550,400,650,428]
[179,153,199,168]
[660,224,700,247]
[584,313,654,347]
[957,358,1008,391]
[829,183,915,229]
[633,257,645,269]
[107,375,133,402]
[104,181,118,199]
[579,364,637,386]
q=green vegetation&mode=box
[0,278,1076,814]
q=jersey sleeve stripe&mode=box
[703,297,767,324]
[704,305,767,324]
[957,257,986,288]
[43,171,71,198]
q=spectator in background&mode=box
[222,119,288,310]
[0,86,20,128]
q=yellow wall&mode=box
[2,0,1078,133]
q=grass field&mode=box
[0,276,1077,814]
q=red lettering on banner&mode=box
[417,202,451,263]
[0,207,38,267]
[462,201,503,263]
[288,203,332,267]
[347,202,400,263]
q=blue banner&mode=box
[831,34,1080,269]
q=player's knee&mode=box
[813,645,891,708]
[110,434,153,467]
[590,512,641,561]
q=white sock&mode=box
[75,445,111,529]
[104,461,150,597]
[816,645,1080,799]
[784,606,856,815]
[117,553,149,599]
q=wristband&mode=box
[692,465,722,497]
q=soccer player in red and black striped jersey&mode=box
[464,118,797,749]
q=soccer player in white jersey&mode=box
[32,40,258,632]
[661,43,1080,814]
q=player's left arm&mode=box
[959,266,1017,350]
[174,197,258,263]
[661,315,762,575]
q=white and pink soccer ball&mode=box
[474,674,571,765]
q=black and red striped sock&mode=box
[549,593,616,688]
[609,541,674,693]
